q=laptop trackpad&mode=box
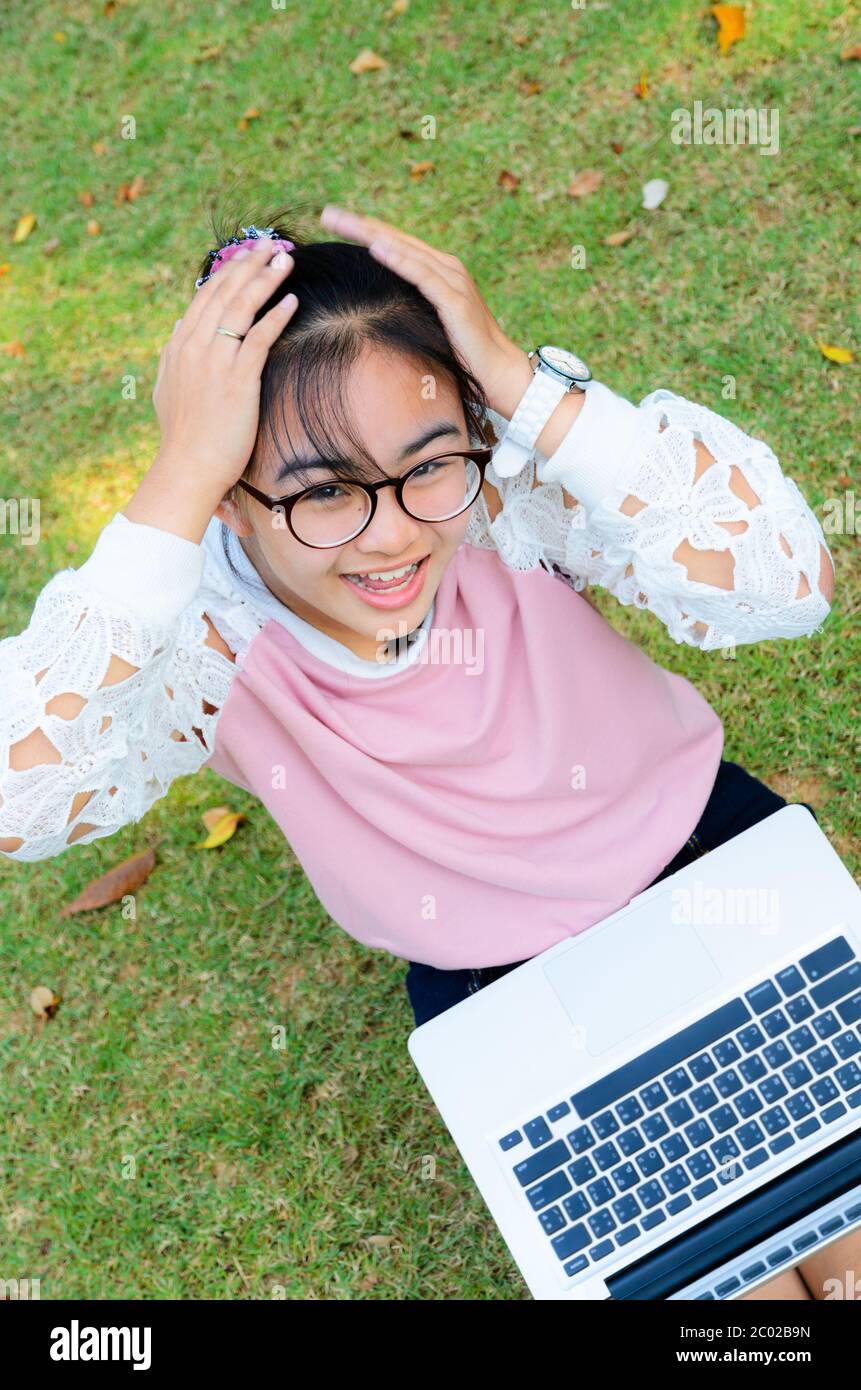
[542,904,721,1057]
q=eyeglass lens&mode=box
[289,456,482,546]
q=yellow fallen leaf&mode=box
[635,72,649,99]
[29,986,61,1020]
[195,811,246,849]
[0,263,10,278]
[0,340,25,357]
[202,804,232,833]
[712,5,745,54]
[568,169,603,198]
[86,219,101,236]
[817,341,854,364]
[53,31,66,43]
[13,213,37,243]
[349,48,387,74]
[409,160,434,180]
[237,107,260,132]
[605,226,638,246]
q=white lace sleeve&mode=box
[0,513,246,862]
[465,385,834,651]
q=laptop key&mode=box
[767,1245,794,1267]
[736,1025,766,1054]
[810,961,861,1011]
[642,1113,669,1142]
[786,1091,814,1121]
[769,1133,795,1156]
[616,1223,640,1245]
[514,1138,570,1187]
[639,1082,668,1111]
[684,1119,714,1148]
[567,1125,595,1154]
[526,1170,573,1210]
[692,1178,718,1200]
[838,991,861,1026]
[499,1130,522,1151]
[666,1099,694,1126]
[761,1009,790,1038]
[617,1096,644,1125]
[736,1121,766,1151]
[563,1254,589,1276]
[547,1101,571,1122]
[776,965,806,996]
[745,981,781,1014]
[687,1151,715,1180]
[690,1083,719,1113]
[741,1260,768,1281]
[799,936,854,982]
[710,1104,737,1134]
[552,1222,591,1260]
[663,1164,691,1194]
[563,1192,590,1221]
[588,1208,616,1239]
[592,1110,619,1139]
[794,1117,820,1139]
[714,1069,742,1098]
[821,1101,847,1124]
[660,1134,689,1162]
[760,1105,790,1135]
[713,1039,741,1067]
[834,1030,861,1059]
[590,1239,614,1262]
[636,1180,665,1210]
[739,1055,767,1084]
[786,995,814,1024]
[666,1194,692,1215]
[848,1088,861,1109]
[617,1127,644,1156]
[586,1177,614,1206]
[809,1045,838,1075]
[763,1042,792,1069]
[792,1231,819,1252]
[593,1141,621,1171]
[810,1077,839,1106]
[636,1147,664,1178]
[836,1062,861,1092]
[812,1011,840,1040]
[568,1156,596,1186]
[642,1209,666,1230]
[612,1194,640,1222]
[784,1060,813,1088]
[716,1276,741,1297]
[689,1053,717,1081]
[610,1162,639,1192]
[539,1205,567,1235]
[760,1075,788,1103]
[735,1089,763,1119]
[664,1067,693,1095]
[744,1147,769,1170]
[524,1116,553,1148]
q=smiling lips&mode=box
[340,555,430,608]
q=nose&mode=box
[352,483,424,556]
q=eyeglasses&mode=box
[236,414,495,548]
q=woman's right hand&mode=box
[126,238,298,544]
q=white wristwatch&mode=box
[492,345,593,478]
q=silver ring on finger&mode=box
[215,326,245,341]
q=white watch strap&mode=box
[492,366,571,478]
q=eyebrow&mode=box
[273,419,466,484]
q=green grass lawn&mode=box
[1,0,858,1299]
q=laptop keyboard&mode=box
[494,935,861,1283]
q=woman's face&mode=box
[214,347,475,662]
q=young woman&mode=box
[0,205,850,1301]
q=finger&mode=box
[197,245,294,341]
[363,237,466,304]
[180,238,278,337]
[239,290,299,365]
[320,204,461,273]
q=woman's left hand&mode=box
[319,205,533,420]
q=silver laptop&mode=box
[408,806,861,1299]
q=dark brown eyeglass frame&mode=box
[235,414,496,549]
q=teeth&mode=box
[348,562,418,582]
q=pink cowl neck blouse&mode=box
[204,541,724,968]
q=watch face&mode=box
[538,345,592,383]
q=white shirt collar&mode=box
[202,517,435,680]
